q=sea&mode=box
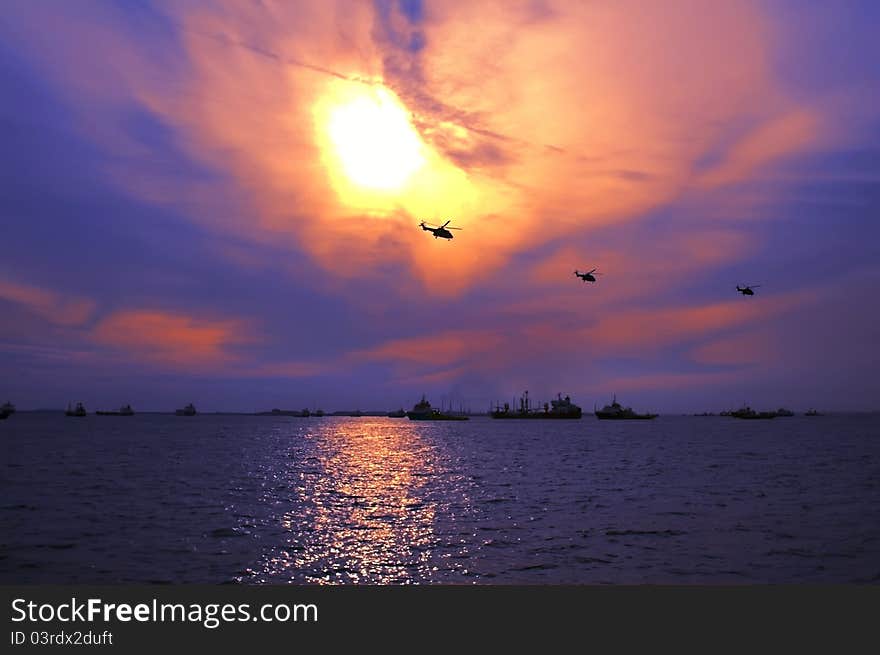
[2,413,879,584]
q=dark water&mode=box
[1,413,879,584]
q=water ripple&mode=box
[1,413,879,583]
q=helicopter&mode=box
[574,268,599,283]
[736,284,761,296]
[419,220,461,240]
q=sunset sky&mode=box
[1,0,878,412]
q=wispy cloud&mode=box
[91,310,255,370]
[0,278,95,326]
[695,110,819,189]
[4,0,823,295]
[1,0,877,409]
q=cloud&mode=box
[2,0,825,296]
[88,309,330,379]
[345,293,796,386]
[352,329,500,366]
[0,278,95,326]
[528,227,753,297]
[584,292,811,355]
[90,310,254,370]
[695,110,819,189]
[2,0,877,411]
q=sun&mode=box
[323,86,425,192]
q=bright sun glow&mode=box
[324,87,425,191]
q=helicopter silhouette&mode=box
[736,284,761,296]
[419,220,462,240]
[574,268,599,283]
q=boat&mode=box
[387,408,407,418]
[775,407,794,417]
[406,395,469,421]
[491,391,582,419]
[0,409,9,420]
[594,395,657,420]
[314,409,325,417]
[1,401,15,415]
[728,406,776,419]
[255,408,308,416]
[65,402,87,417]
[805,409,823,416]
[175,403,197,416]
[96,404,134,416]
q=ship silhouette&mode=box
[491,391,582,419]
[65,402,87,417]
[594,395,657,420]
[175,403,197,416]
[96,404,134,416]
[406,395,469,421]
[728,405,776,419]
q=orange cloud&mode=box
[695,110,819,189]
[4,1,827,298]
[349,326,586,389]
[71,1,820,294]
[586,299,787,354]
[389,364,474,388]
[346,291,812,384]
[0,278,95,326]
[91,310,253,369]
[352,330,501,367]
[591,303,754,350]
[529,227,753,297]
[90,311,330,378]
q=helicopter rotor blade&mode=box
[587,268,597,274]
[441,220,451,228]
[446,226,463,230]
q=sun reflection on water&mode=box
[249,419,468,584]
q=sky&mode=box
[1,0,878,413]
